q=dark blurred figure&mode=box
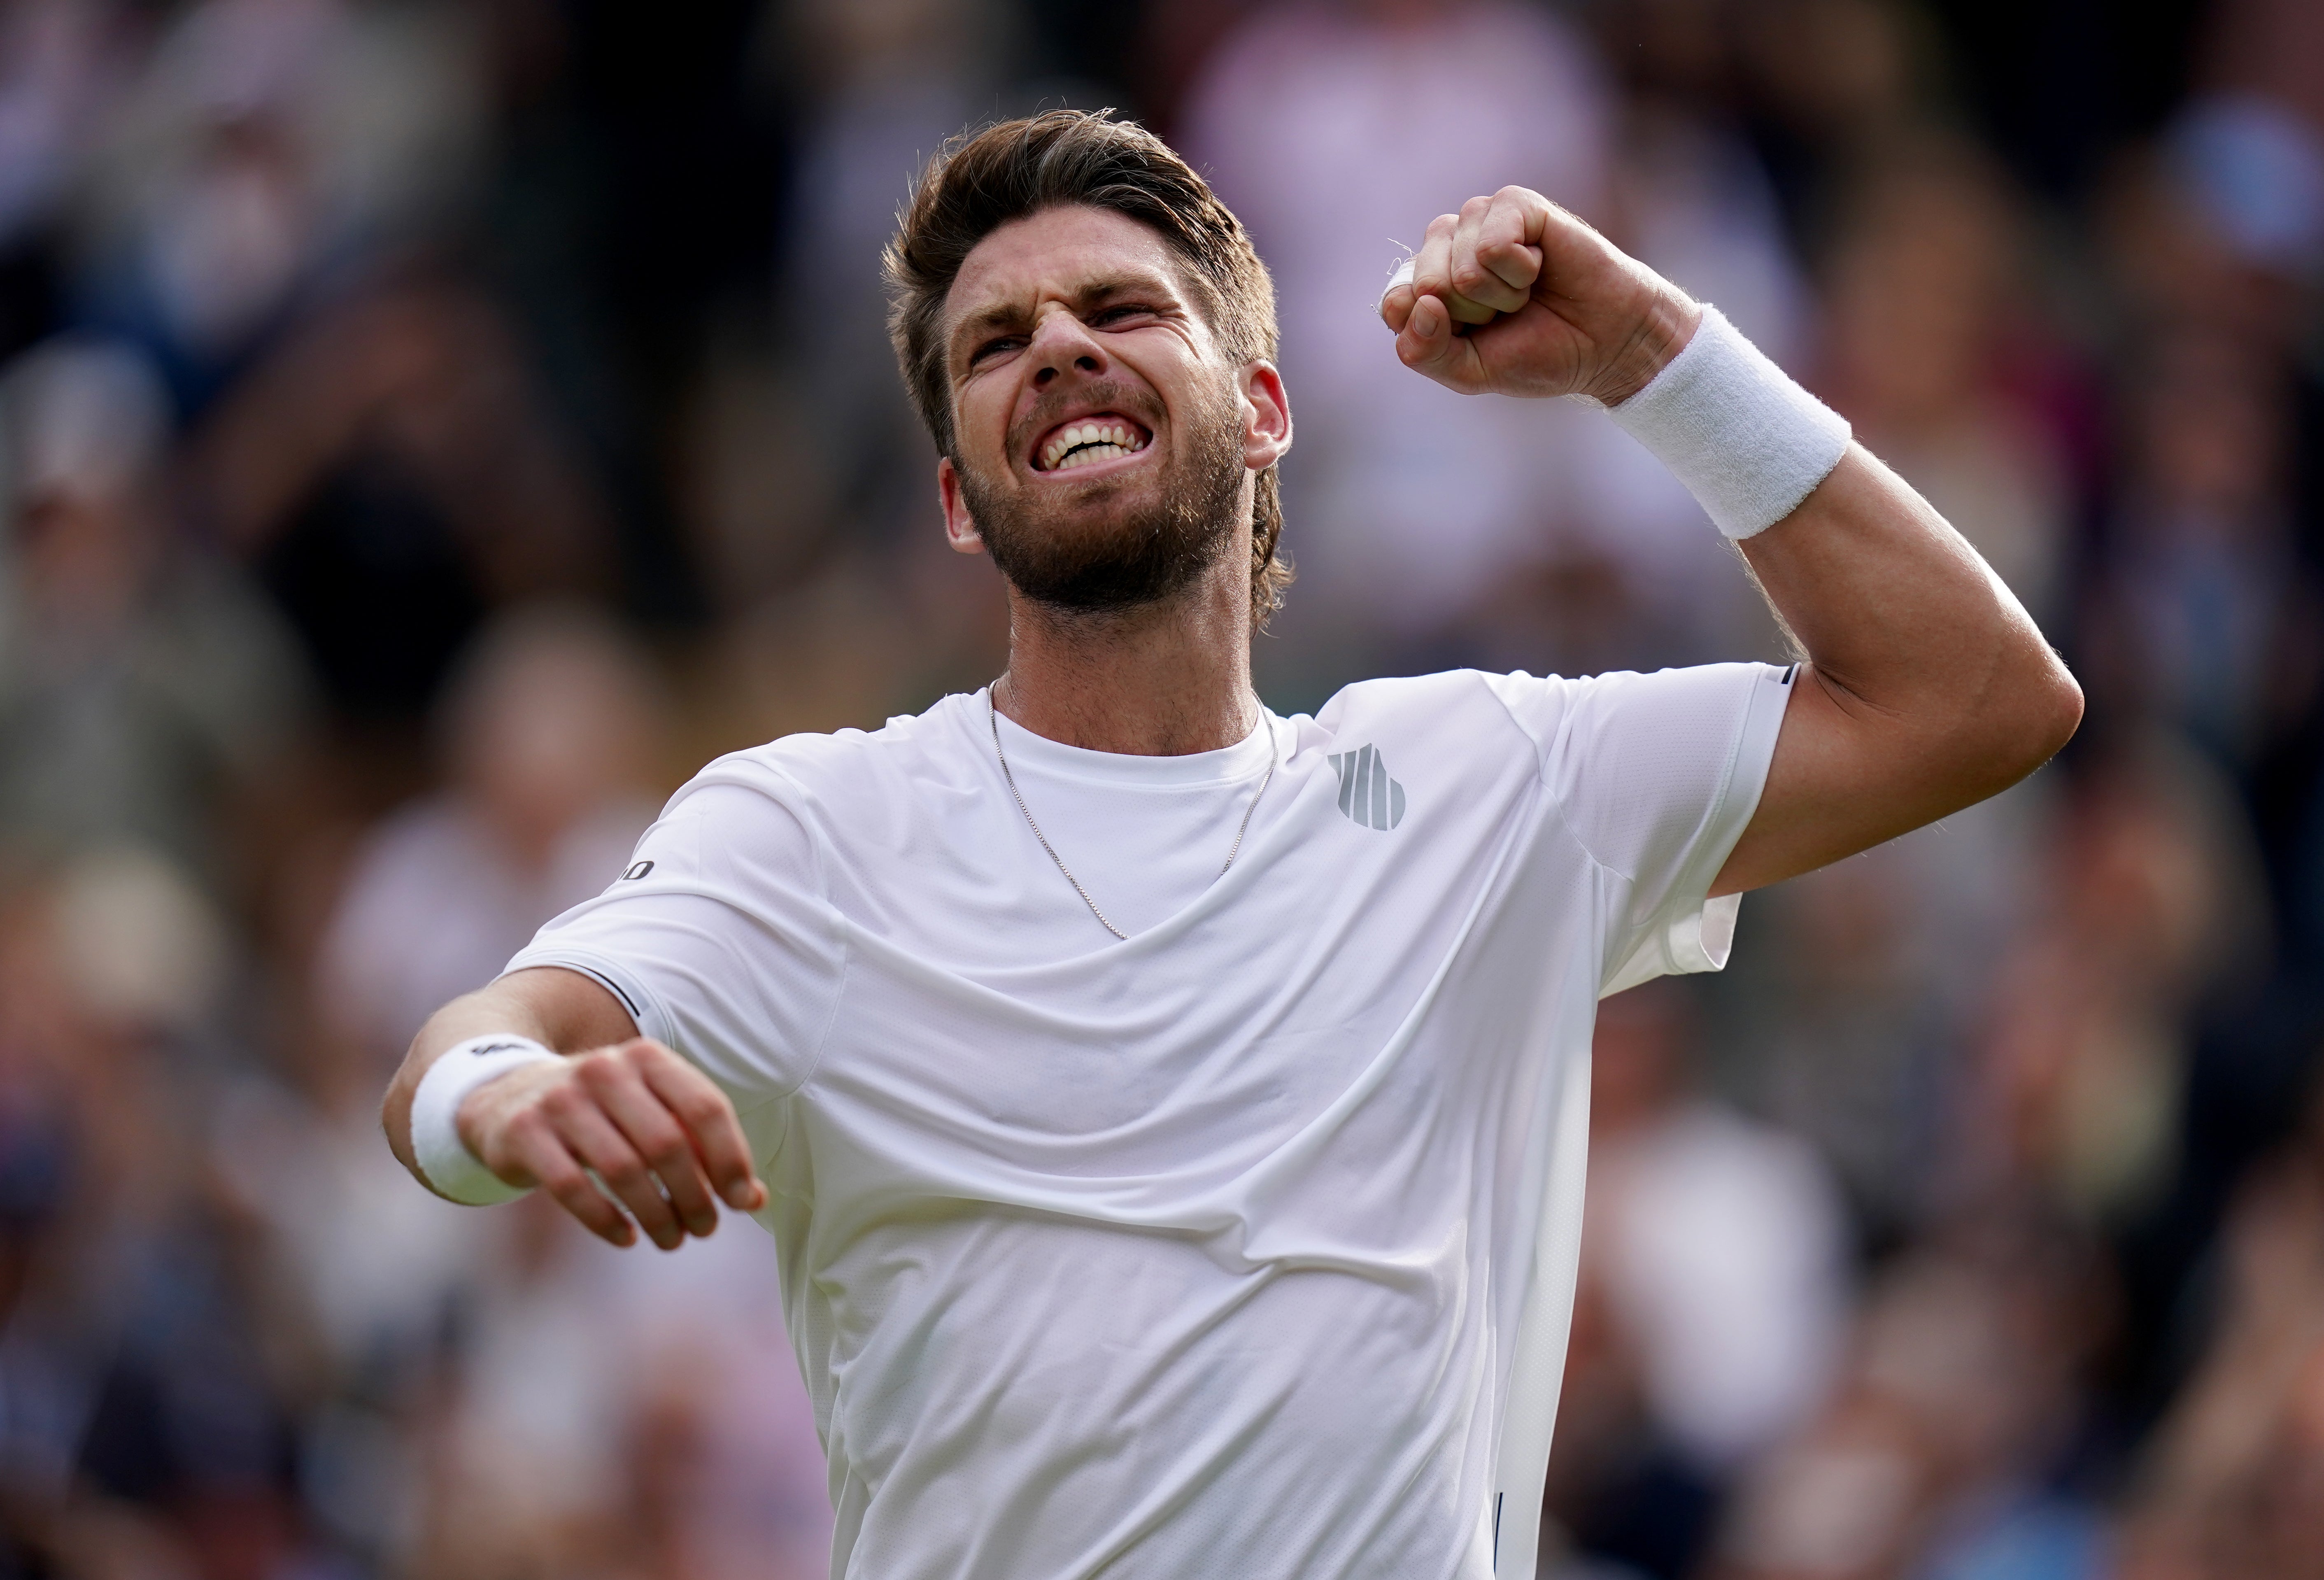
[193,267,611,769]
[0,0,134,365]
[2119,1072,2324,1580]
[2086,331,2308,773]
[1971,736,2268,1227]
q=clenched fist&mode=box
[1379,185,1701,407]
[458,1036,767,1249]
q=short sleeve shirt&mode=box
[508,662,1793,1580]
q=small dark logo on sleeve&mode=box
[1328,745,1407,830]
[622,860,655,881]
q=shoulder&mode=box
[1315,669,1578,750]
[1316,669,1554,725]
[666,692,985,834]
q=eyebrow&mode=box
[950,270,1178,355]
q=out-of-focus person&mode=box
[2086,329,2308,773]
[1708,1212,2112,1580]
[317,604,662,1086]
[1179,0,1613,682]
[2118,1072,2324,1580]
[1970,736,2268,1225]
[68,0,484,410]
[1548,983,1849,1579]
[193,266,613,749]
[1819,143,2077,626]
[412,1193,829,1580]
[1560,0,1821,664]
[0,849,333,1580]
[0,334,311,886]
[764,0,1025,554]
[0,0,134,361]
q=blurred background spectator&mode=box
[0,0,2313,1575]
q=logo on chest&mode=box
[1327,745,1407,830]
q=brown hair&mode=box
[884,110,1291,628]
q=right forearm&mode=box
[380,965,761,1247]
[381,967,635,1178]
[383,985,556,1176]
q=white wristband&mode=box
[410,1035,562,1205]
[1605,305,1850,539]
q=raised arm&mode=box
[382,965,766,1248]
[1380,186,2080,893]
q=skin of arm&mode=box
[1380,187,2082,895]
[381,965,766,1249]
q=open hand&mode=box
[457,1037,767,1249]
[1379,185,1700,406]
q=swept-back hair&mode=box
[884,110,1291,628]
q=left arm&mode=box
[1380,186,2081,892]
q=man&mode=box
[383,112,2079,1579]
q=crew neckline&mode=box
[978,687,1283,788]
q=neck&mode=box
[995,556,1255,755]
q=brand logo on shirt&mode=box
[622,860,655,881]
[1328,745,1407,830]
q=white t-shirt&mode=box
[507,662,1794,1580]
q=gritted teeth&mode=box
[1034,415,1150,473]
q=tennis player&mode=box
[383,112,2079,1578]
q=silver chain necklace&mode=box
[987,682,1278,941]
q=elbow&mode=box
[1988,649,2083,786]
[2040,657,2085,759]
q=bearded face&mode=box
[937,206,1286,623]
[952,371,1247,614]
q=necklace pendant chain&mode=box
[988,685,1278,942]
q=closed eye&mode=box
[970,335,1025,365]
[1090,303,1160,327]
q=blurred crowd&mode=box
[0,0,2315,1577]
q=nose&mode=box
[1026,304,1107,389]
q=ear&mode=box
[937,456,984,556]
[1241,361,1292,473]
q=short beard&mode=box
[956,377,1246,617]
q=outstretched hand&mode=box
[1379,185,1701,406]
[458,1037,767,1249]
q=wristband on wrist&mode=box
[1604,305,1851,540]
[410,1034,563,1205]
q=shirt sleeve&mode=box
[1486,662,1794,996]
[502,771,847,1108]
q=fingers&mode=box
[495,1107,639,1247]
[1386,187,1551,349]
[471,1039,764,1251]
[578,1051,724,1240]
[1379,258,1416,333]
[635,1043,768,1214]
[1449,194,1530,315]
[1474,186,1548,300]
[1394,287,1486,394]
[1410,214,1498,327]
[553,1096,691,1249]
